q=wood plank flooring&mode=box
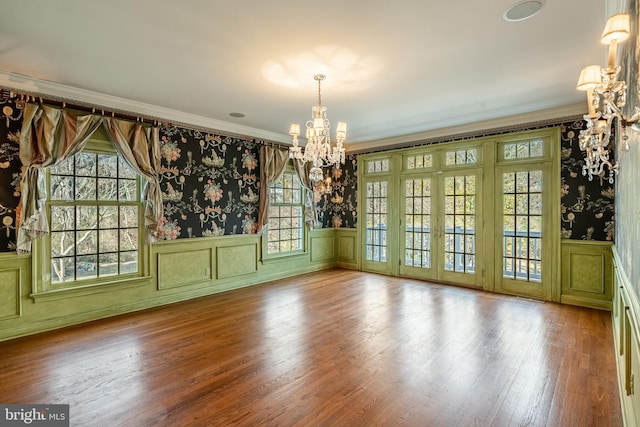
[0,269,622,426]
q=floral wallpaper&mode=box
[560,119,615,241]
[0,94,24,251]
[316,156,358,228]
[0,89,616,252]
[157,126,260,239]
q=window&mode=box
[445,148,478,166]
[47,147,141,285]
[266,169,303,255]
[365,180,388,262]
[366,159,390,173]
[503,140,543,160]
[405,154,433,170]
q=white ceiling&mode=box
[0,0,611,151]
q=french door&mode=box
[493,163,553,299]
[400,168,482,287]
[359,129,558,300]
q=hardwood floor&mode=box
[0,269,622,426]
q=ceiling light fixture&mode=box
[576,13,639,183]
[288,74,346,182]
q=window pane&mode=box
[77,206,98,229]
[51,206,75,231]
[119,158,137,179]
[76,230,97,255]
[530,140,543,157]
[98,178,118,201]
[51,231,75,257]
[51,257,75,283]
[120,229,138,251]
[76,255,97,280]
[98,154,117,178]
[99,253,118,277]
[120,251,138,274]
[50,157,74,176]
[75,152,97,176]
[120,206,138,228]
[99,229,119,253]
[50,176,73,201]
[118,179,137,201]
[75,177,96,200]
[100,206,118,228]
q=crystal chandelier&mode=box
[576,13,640,183]
[288,74,346,182]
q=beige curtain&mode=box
[257,145,289,232]
[293,159,318,228]
[17,104,102,253]
[103,117,162,242]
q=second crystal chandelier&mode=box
[288,74,346,182]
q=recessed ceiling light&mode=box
[503,0,545,22]
[229,112,245,118]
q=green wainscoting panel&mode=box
[0,268,21,320]
[561,240,613,310]
[612,247,640,427]
[158,248,213,290]
[311,232,335,262]
[217,243,258,279]
[0,231,341,342]
[335,228,358,269]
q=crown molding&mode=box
[346,103,586,154]
[0,70,290,144]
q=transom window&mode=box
[503,140,543,160]
[445,148,478,166]
[367,159,390,173]
[48,151,140,284]
[406,154,433,170]
[267,169,303,254]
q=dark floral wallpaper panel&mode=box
[157,126,260,239]
[560,120,615,241]
[316,156,358,229]
[0,95,24,251]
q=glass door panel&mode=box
[400,177,436,278]
[439,170,481,286]
[362,178,394,274]
[443,174,476,274]
[400,169,481,287]
[495,166,550,299]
